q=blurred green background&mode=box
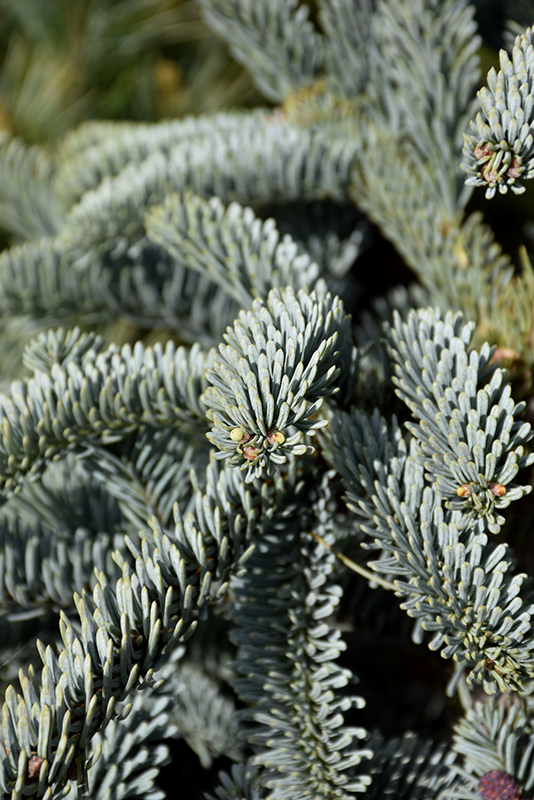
[0,0,263,145]
[0,0,268,364]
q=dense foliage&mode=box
[2,1,534,798]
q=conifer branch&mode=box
[0,139,62,240]
[0,336,210,496]
[1,2,534,796]
[202,286,352,482]
[198,0,323,102]
[387,308,534,533]
[327,403,534,692]
[445,694,534,799]
[463,25,534,198]
[56,112,269,211]
[0,461,258,797]
[230,473,372,797]
[145,191,321,308]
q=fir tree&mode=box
[2,1,534,799]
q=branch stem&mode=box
[311,532,398,592]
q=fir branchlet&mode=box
[198,0,323,103]
[327,407,534,693]
[319,0,375,100]
[145,191,321,309]
[0,138,62,240]
[0,337,211,496]
[0,460,258,797]
[2,1,534,797]
[387,308,534,534]
[462,25,534,198]
[444,694,534,798]
[364,731,457,799]
[22,328,107,374]
[165,660,242,768]
[230,473,372,797]
[87,682,176,800]
[374,0,481,191]
[55,112,269,211]
[202,286,351,482]
[0,516,118,615]
[204,764,263,800]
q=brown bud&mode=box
[507,157,522,179]
[474,143,493,160]
[266,430,285,446]
[478,770,522,800]
[481,164,499,184]
[489,483,507,497]
[242,445,261,461]
[25,755,44,785]
[456,484,472,498]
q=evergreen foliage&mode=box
[2,1,534,799]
